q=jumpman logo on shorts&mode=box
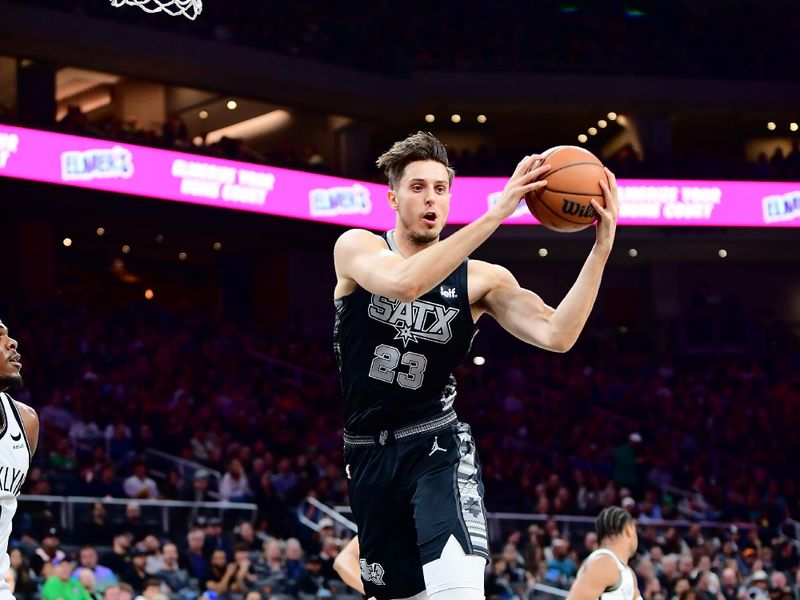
[429,436,446,456]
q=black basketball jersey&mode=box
[334,230,477,433]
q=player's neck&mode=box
[392,227,439,257]
[599,543,629,565]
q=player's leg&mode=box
[346,443,428,600]
[411,422,489,599]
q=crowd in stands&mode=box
[16,0,800,81]
[2,297,797,599]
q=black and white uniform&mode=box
[334,230,488,600]
[585,549,637,600]
[0,392,31,600]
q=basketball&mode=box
[525,146,608,233]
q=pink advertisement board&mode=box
[1,124,799,228]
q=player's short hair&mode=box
[376,131,455,190]
[595,506,634,542]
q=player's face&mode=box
[0,323,22,391]
[390,160,451,244]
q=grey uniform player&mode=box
[333,132,618,600]
[0,321,39,600]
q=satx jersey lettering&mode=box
[334,230,476,433]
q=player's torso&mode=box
[0,392,31,578]
[588,550,635,600]
[334,232,477,433]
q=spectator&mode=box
[8,548,36,600]
[545,539,577,584]
[138,579,162,600]
[41,558,91,600]
[120,503,151,541]
[31,527,66,577]
[123,460,160,499]
[155,542,192,597]
[88,464,124,498]
[318,537,341,587]
[284,538,306,585]
[73,546,119,593]
[140,536,164,575]
[77,503,116,546]
[234,521,262,553]
[202,518,233,562]
[101,533,133,578]
[295,555,327,597]
[485,555,516,600]
[251,539,285,581]
[182,529,210,585]
[218,459,252,502]
[205,549,237,595]
[122,549,150,595]
[77,568,102,600]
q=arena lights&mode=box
[178,251,188,261]
[156,234,165,243]
[718,248,728,258]
[144,289,154,300]
[424,114,435,123]
[121,245,131,254]
[577,134,588,143]
[598,119,608,128]
[477,114,487,124]
[96,227,105,236]
[199,111,208,120]
[767,122,777,131]
[192,136,204,146]
[608,112,618,121]
[588,127,598,136]
[538,248,548,257]
[62,237,72,247]
[473,356,486,366]
[451,114,461,123]
[213,242,222,251]
[791,122,799,132]
[628,248,638,258]
[226,100,238,110]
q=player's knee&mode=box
[422,535,485,597]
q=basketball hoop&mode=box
[110,0,202,20]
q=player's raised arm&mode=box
[473,168,619,352]
[335,151,550,303]
[565,554,622,600]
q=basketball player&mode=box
[0,320,39,600]
[565,507,641,600]
[333,132,618,600]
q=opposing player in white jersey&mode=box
[567,507,641,600]
[0,320,39,599]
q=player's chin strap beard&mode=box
[0,373,22,391]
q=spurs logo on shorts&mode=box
[359,559,386,585]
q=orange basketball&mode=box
[525,146,608,232]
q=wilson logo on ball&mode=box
[561,199,598,219]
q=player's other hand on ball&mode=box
[592,167,619,253]
[492,154,551,220]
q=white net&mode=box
[110,0,202,20]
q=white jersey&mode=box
[0,392,31,599]
[586,549,636,600]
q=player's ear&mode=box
[387,188,399,211]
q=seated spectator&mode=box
[76,568,102,600]
[119,503,152,541]
[233,521,262,553]
[219,459,252,502]
[73,546,118,593]
[121,548,150,595]
[545,538,577,584]
[284,538,306,586]
[138,579,162,600]
[88,464,125,498]
[8,548,37,600]
[182,529,210,585]
[101,533,133,578]
[123,460,159,499]
[77,503,117,546]
[250,539,286,581]
[155,542,192,598]
[485,555,516,600]
[295,554,327,597]
[202,518,233,561]
[31,527,66,577]
[205,549,237,595]
[42,558,90,600]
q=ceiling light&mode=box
[425,114,435,123]
[199,110,208,119]
[598,119,608,128]
[473,356,486,366]
[96,227,105,236]
[538,248,548,257]
[588,127,598,135]
[144,289,154,300]
[451,114,461,123]
[628,248,638,257]
[718,249,727,258]
[156,234,164,243]
[178,252,188,261]
[767,121,776,131]
[577,134,588,143]
[608,112,618,121]
[193,136,204,146]
[62,238,72,247]
[226,100,238,110]
[477,114,487,124]
[791,122,799,132]
[213,242,222,251]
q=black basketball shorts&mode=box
[344,418,489,600]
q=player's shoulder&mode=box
[12,399,38,425]
[582,550,621,574]
[468,259,515,286]
[334,229,387,254]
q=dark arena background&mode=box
[2,1,800,600]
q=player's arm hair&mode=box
[479,243,609,352]
[565,555,620,600]
[15,401,39,455]
[334,214,503,302]
[333,536,365,594]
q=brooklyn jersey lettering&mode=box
[334,230,477,432]
[0,392,31,600]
